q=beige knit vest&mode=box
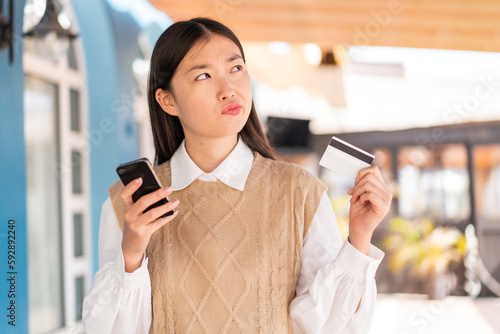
[108,153,326,334]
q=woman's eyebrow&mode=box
[227,54,243,62]
[186,54,243,73]
[186,63,209,73]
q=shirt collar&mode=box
[170,137,255,191]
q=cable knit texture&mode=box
[108,153,326,333]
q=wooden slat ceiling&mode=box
[149,0,500,52]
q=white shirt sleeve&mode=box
[289,192,385,334]
[82,197,152,334]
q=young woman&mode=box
[82,18,392,334]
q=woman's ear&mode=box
[156,88,178,116]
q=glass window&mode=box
[73,213,84,257]
[70,89,80,132]
[24,76,64,332]
[24,0,91,328]
[71,150,82,194]
[473,144,500,286]
[373,148,395,183]
[75,276,85,321]
[398,145,470,222]
[372,148,396,216]
[474,144,500,221]
[67,41,78,70]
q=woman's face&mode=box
[160,34,252,143]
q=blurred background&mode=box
[1,0,500,333]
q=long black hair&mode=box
[148,18,279,166]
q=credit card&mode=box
[319,136,374,180]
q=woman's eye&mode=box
[196,73,210,81]
[231,65,243,72]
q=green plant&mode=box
[383,217,466,278]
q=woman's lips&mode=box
[221,102,241,115]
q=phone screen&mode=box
[116,158,174,217]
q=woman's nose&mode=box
[218,78,236,101]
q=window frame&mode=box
[23,3,92,329]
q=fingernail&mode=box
[135,177,142,183]
[347,189,353,195]
[173,199,180,206]
[162,187,170,194]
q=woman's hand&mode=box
[120,177,179,272]
[347,165,392,255]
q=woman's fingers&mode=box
[349,168,390,204]
[142,199,180,227]
[357,190,391,214]
[347,165,392,254]
[120,177,143,210]
[119,181,179,273]
[125,186,173,219]
[148,209,179,233]
[135,186,173,214]
[350,178,389,204]
[356,165,383,182]
[348,166,382,196]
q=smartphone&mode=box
[116,158,174,217]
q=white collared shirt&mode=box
[83,139,384,334]
[170,138,254,191]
